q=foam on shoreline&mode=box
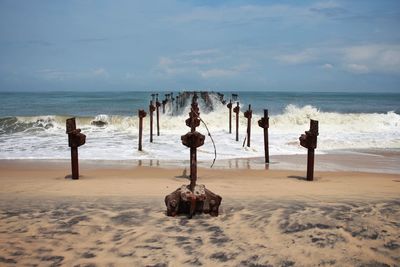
[1,103,399,161]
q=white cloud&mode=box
[342,44,400,74]
[273,43,400,74]
[169,4,313,24]
[182,49,219,57]
[168,1,347,27]
[312,1,341,9]
[36,67,109,80]
[309,0,346,18]
[156,49,250,80]
[275,49,316,65]
[200,68,236,78]
[321,63,333,69]
[345,63,369,74]
[156,57,186,75]
[200,65,248,79]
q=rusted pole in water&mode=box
[156,97,161,136]
[299,119,319,181]
[227,100,232,134]
[258,109,270,163]
[149,100,155,142]
[138,109,146,151]
[244,104,252,147]
[66,118,86,180]
[233,102,240,141]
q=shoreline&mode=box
[1,159,399,200]
[1,148,399,174]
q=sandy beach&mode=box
[0,159,399,266]
[2,0,400,265]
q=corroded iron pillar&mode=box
[299,119,319,181]
[156,97,161,136]
[165,95,222,218]
[258,109,270,163]
[227,100,232,134]
[233,102,240,141]
[138,109,147,151]
[244,104,252,147]
[66,118,86,180]
[149,100,155,143]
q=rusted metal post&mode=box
[233,102,240,141]
[66,118,86,180]
[189,146,197,191]
[227,100,232,134]
[299,119,319,181]
[156,97,161,136]
[138,109,146,151]
[258,109,270,163]
[307,149,315,181]
[186,102,200,132]
[184,96,202,191]
[149,100,155,143]
[71,147,78,179]
[165,94,222,218]
[182,131,204,192]
[244,104,252,147]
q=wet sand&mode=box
[0,160,399,266]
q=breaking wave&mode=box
[0,104,399,160]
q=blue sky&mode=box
[0,0,399,92]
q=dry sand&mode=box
[0,160,399,266]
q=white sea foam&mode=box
[0,105,399,160]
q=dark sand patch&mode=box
[0,198,399,266]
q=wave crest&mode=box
[1,105,399,135]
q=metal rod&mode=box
[156,99,160,136]
[263,109,269,163]
[149,100,154,143]
[138,110,144,151]
[246,104,251,147]
[227,100,232,134]
[189,147,197,192]
[235,102,239,141]
[71,146,79,179]
[307,148,315,181]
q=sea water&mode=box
[0,91,399,161]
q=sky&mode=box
[0,0,399,92]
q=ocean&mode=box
[0,91,399,161]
